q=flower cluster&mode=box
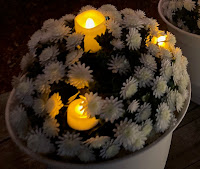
[162,0,200,34]
[10,4,189,163]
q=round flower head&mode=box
[34,74,51,94]
[45,93,64,118]
[120,76,138,99]
[128,99,140,113]
[20,53,34,72]
[142,119,153,136]
[106,20,122,38]
[67,62,93,89]
[43,61,65,84]
[78,146,96,162]
[123,13,144,30]
[10,105,29,138]
[43,117,60,138]
[27,128,55,154]
[100,96,124,123]
[108,55,130,75]
[65,49,83,66]
[135,102,152,123]
[57,132,82,157]
[28,30,43,52]
[135,10,146,18]
[100,139,120,159]
[159,47,173,59]
[84,136,110,149]
[167,88,176,112]
[33,98,46,117]
[139,54,157,71]
[66,33,83,51]
[126,28,142,50]
[146,43,159,56]
[183,0,196,11]
[160,59,173,81]
[155,103,172,133]
[152,76,167,99]
[175,90,184,112]
[134,66,154,88]
[121,8,136,16]
[80,92,103,117]
[59,14,75,24]
[110,39,125,50]
[79,5,96,14]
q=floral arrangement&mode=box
[162,0,200,34]
[10,4,189,163]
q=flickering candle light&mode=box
[157,35,167,47]
[67,99,98,131]
[75,10,106,53]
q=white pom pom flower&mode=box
[176,90,184,112]
[167,88,177,112]
[59,14,75,23]
[183,0,196,11]
[110,39,125,50]
[135,102,152,123]
[65,49,83,66]
[34,74,51,94]
[84,136,110,149]
[79,5,96,14]
[120,76,138,99]
[155,103,172,133]
[57,132,82,157]
[142,119,153,136]
[45,93,64,118]
[108,55,130,75]
[43,117,60,138]
[67,62,93,89]
[28,30,43,52]
[33,98,46,117]
[126,28,142,50]
[78,147,96,162]
[66,33,84,51]
[106,20,122,38]
[128,99,140,113]
[123,14,144,30]
[140,54,157,71]
[160,59,173,81]
[100,96,124,123]
[152,76,167,99]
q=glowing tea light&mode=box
[67,99,98,131]
[75,10,106,53]
[157,35,167,47]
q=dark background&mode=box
[0,0,166,94]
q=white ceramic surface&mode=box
[5,84,191,169]
[158,0,200,105]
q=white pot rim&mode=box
[5,83,191,168]
[158,0,200,39]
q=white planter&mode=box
[5,84,191,169]
[158,0,200,105]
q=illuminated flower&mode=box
[140,53,157,71]
[120,76,138,99]
[101,96,124,123]
[80,92,103,117]
[160,59,173,81]
[43,117,60,138]
[155,103,172,133]
[146,43,159,56]
[67,62,93,89]
[128,99,140,113]
[166,32,176,46]
[108,55,130,75]
[84,136,110,149]
[34,74,51,94]
[126,28,142,50]
[65,49,83,66]
[43,61,65,84]
[152,76,167,99]
[66,33,84,51]
[79,5,96,14]
[106,20,122,38]
[33,98,46,117]
[45,93,64,118]
[183,0,196,11]
[159,47,173,59]
[110,39,125,50]
[100,139,120,159]
[135,102,152,122]
[57,132,82,157]
[27,128,55,153]
[20,53,34,71]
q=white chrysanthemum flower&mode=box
[121,8,135,16]
[99,4,117,12]
[140,54,157,71]
[172,62,182,85]
[100,96,124,123]
[176,0,184,9]
[120,76,138,99]
[79,5,96,14]
[28,30,43,52]
[27,128,55,153]
[20,53,34,71]
[159,47,173,59]
[167,88,176,112]
[152,76,167,99]
[78,147,96,162]
[45,93,64,118]
[57,132,82,157]
[166,32,176,47]
[42,19,56,30]
[11,73,23,88]
[134,66,154,88]
[39,46,59,65]
[135,10,146,18]
[160,59,173,81]
[84,136,110,149]
[106,20,122,38]
[59,14,75,24]
[100,139,120,159]
[114,118,146,151]
[128,99,140,113]
[10,105,29,138]
[142,119,153,136]
[80,92,103,117]
[126,28,142,50]
[108,55,130,75]
[170,113,178,127]
[33,98,46,117]
[168,0,178,12]
[66,33,84,51]
[146,43,160,56]
[135,103,152,122]
[43,117,60,138]
[176,90,184,112]
[155,103,172,133]
[34,74,51,94]
[65,49,83,66]
[67,62,93,89]
[110,39,125,50]
[183,0,196,11]
[123,14,144,30]
[43,61,65,84]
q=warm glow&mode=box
[75,103,87,118]
[157,35,167,47]
[85,18,95,29]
